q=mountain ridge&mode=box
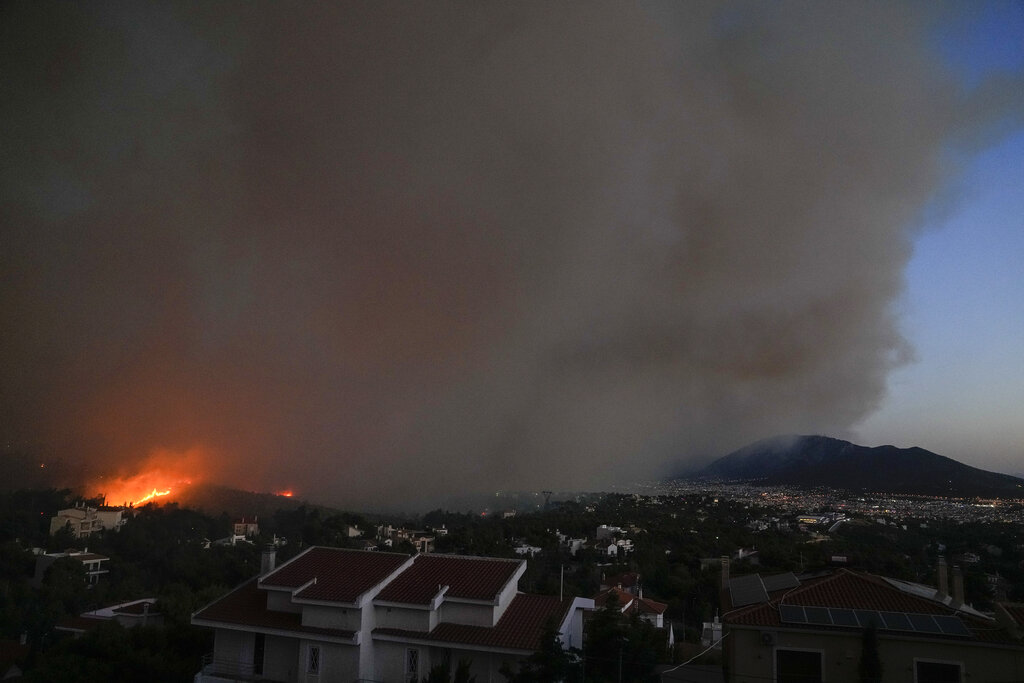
[686,434,1024,498]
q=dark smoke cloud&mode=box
[2,2,1021,507]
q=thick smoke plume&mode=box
[1,2,1020,507]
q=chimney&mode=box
[952,565,964,608]
[720,556,730,591]
[936,556,948,601]
[261,545,277,575]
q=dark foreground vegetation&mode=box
[1,487,1022,681]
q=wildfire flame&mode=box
[276,490,294,497]
[93,447,207,507]
[134,488,173,505]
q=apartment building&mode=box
[192,546,592,682]
[49,505,125,539]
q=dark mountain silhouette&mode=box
[689,435,1024,498]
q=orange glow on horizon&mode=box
[93,447,209,507]
[276,490,294,497]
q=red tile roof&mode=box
[726,569,1009,644]
[374,593,572,651]
[593,587,634,610]
[261,547,411,603]
[593,587,666,616]
[999,602,1024,628]
[635,596,668,615]
[192,578,355,640]
[376,554,523,605]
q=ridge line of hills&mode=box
[681,434,1024,498]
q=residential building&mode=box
[49,504,125,539]
[600,571,640,595]
[56,598,162,636]
[593,586,667,628]
[351,539,378,551]
[721,562,1024,683]
[233,516,260,541]
[700,614,722,649]
[191,546,592,682]
[33,549,110,587]
[376,526,435,553]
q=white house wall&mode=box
[376,605,431,631]
[374,640,420,682]
[302,603,362,631]
[212,629,254,676]
[728,626,1024,683]
[358,593,378,680]
[266,590,301,613]
[262,635,298,682]
[450,646,520,683]
[373,641,522,683]
[439,601,496,627]
[298,639,359,683]
[493,581,519,622]
[561,603,587,651]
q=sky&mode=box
[2,2,1023,508]
[857,1,1024,474]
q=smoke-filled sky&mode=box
[2,2,1023,507]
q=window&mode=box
[775,648,823,683]
[916,660,961,683]
[307,645,321,675]
[406,648,419,682]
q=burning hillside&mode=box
[91,447,208,507]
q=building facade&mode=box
[49,505,125,539]
[192,546,592,682]
[722,566,1024,683]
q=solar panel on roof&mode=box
[830,608,858,627]
[779,604,806,624]
[908,614,942,633]
[933,615,971,637]
[729,575,769,607]
[762,572,800,593]
[804,606,832,625]
[880,611,913,631]
[855,610,883,628]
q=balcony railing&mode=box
[196,652,290,683]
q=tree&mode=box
[582,593,663,683]
[501,619,580,683]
